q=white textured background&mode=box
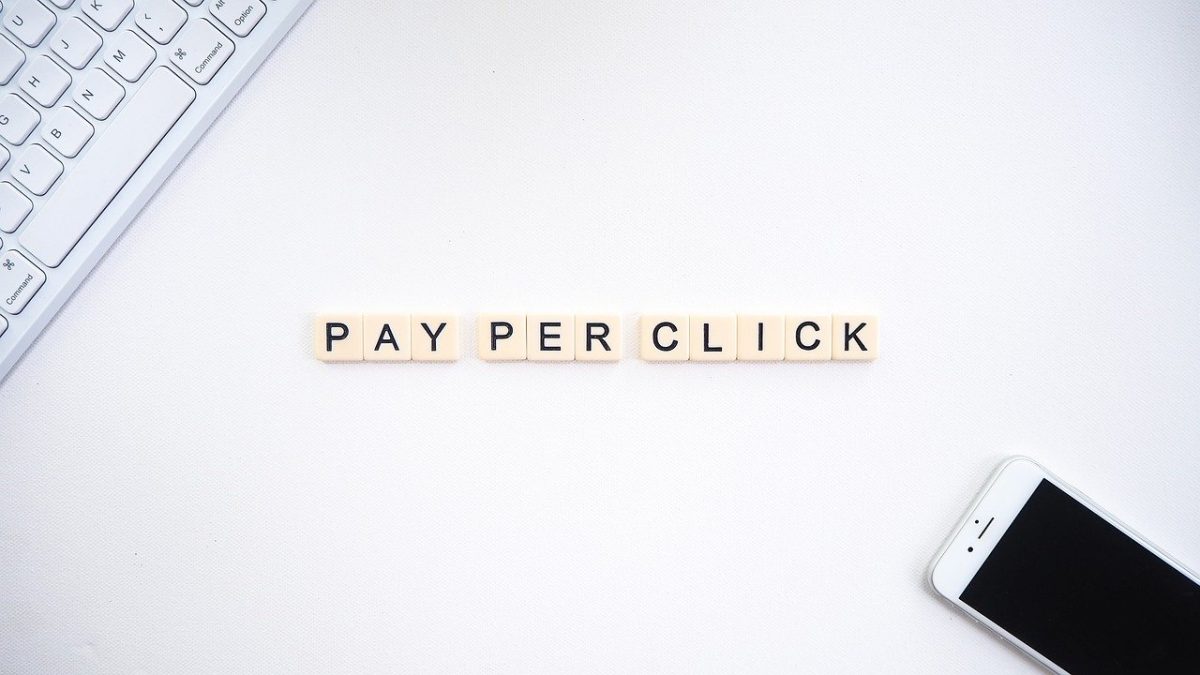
[2,1,1199,672]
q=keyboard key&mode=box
[171,19,234,85]
[12,144,64,195]
[21,68,195,267]
[0,146,8,170]
[183,0,203,7]
[0,182,32,234]
[42,107,94,157]
[0,37,26,85]
[73,67,124,119]
[137,0,188,44]
[5,0,56,48]
[0,182,32,233]
[0,93,40,144]
[82,0,134,32]
[51,17,103,69]
[105,30,155,82]
[210,0,266,38]
[0,249,45,314]
[20,55,72,107]
[0,313,7,338]
[48,0,76,9]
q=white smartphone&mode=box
[928,457,1200,674]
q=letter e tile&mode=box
[528,314,575,361]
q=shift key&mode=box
[170,19,236,85]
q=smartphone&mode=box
[928,457,1200,674]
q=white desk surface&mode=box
[2,1,1198,672]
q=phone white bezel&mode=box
[927,456,1200,674]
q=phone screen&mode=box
[960,479,1200,672]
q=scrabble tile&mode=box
[478,313,527,361]
[313,313,363,362]
[689,314,737,362]
[575,314,621,362]
[639,313,689,361]
[363,314,411,361]
[527,314,575,361]
[411,314,460,361]
[737,314,785,361]
[832,314,879,361]
[785,314,832,361]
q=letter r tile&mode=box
[575,314,621,362]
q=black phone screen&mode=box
[959,479,1200,673]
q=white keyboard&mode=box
[0,0,313,381]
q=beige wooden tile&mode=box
[477,313,527,361]
[363,314,411,361]
[313,313,363,362]
[527,314,575,361]
[575,314,621,362]
[832,314,879,361]
[689,314,737,361]
[639,313,689,361]
[736,314,784,361]
[785,314,832,361]
[411,314,460,361]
